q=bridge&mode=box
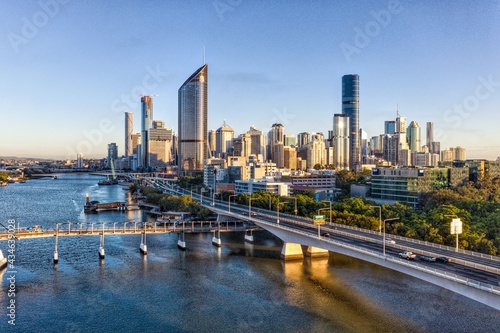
[144,177,500,311]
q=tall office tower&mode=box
[247,126,266,161]
[426,122,433,148]
[360,128,368,157]
[131,133,141,155]
[333,114,350,170]
[107,143,118,169]
[382,135,397,165]
[232,133,251,158]
[208,129,216,157]
[215,120,234,158]
[141,96,153,168]
[384,120,396,135]
[303,137,325,169]
[267,123,284,162]
[178,64,208,175]
[455,146,466,161]
[125,112,133,157]
[297,132,310,148]
[283,146,297,170]
[430,141,441,155]
[284,134,296,147]
[149,120,173,166]
[407,121,421,152]
[77,153,84,169]
[342,74,360,170]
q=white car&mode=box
[385,238,396,244]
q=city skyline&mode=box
[1,1,499,159]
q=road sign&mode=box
[450,218,462,235]
[313,215,325,225]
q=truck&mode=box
[399,251,417,260]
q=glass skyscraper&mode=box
[342,74,360,170]
[141,96,153,168]
[178,64,208,175]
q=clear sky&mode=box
[1,0,499,160]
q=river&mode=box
[0,174,498,332]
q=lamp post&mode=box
[212,192,218,207]
[200,188,207,204]
[383,218,399,256]
[370,205,382,234]
[277,202,288,224]
[320,200,332,225]
[228,194,237,212]
[445,214,462,252]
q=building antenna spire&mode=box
[396,104,400,118]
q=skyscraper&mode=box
[426,122,433,148]
[125,112,133,157]
[178,64,208,175]
[407,121,421,152]
[333,114,350,170]
[215,120,234,158]
[342,74,360,170]
[247,126,266,161]
[141,96,153,168]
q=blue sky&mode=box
[1,0,499,160]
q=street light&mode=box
[228,194,237,212]
[320,200,332,225]
[383,218,399,256]
[212,192,218,207]
[200,188,207,204]
[370,205,382,234]
[277,201,289,224]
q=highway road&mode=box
[155,182,500,289]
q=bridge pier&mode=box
[177,232,186,251]
[244,229,254,243]
[212,229,222,247]
[140,225,147,255]
[280,242,304,261]
[99,224,105,259]
[305,246,329,258]
[53,226,59,264]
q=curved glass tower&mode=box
[178,64,208,175]
[141,96,153,168]
[342,74,360,170]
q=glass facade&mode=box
[342,74,360,170]
[141,96,153,168]
[178,64,208,175]
[333,114,350,170]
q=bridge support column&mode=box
[99,229,105,259]
[140,229,147,255]
[305,246,329,258]
[244,229,254,243]
[280,242,304,261]
[212,229,222,247]
[54,226,59,264]
[177,232,186,251]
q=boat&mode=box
[53,176,58,179]
[98,177,118,185]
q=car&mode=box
[419,255,436,262]
[385,237,396,244]
[251,212,258,216]
[321,232,330,237]
[399,251,416,260]
[436,256,451,263]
